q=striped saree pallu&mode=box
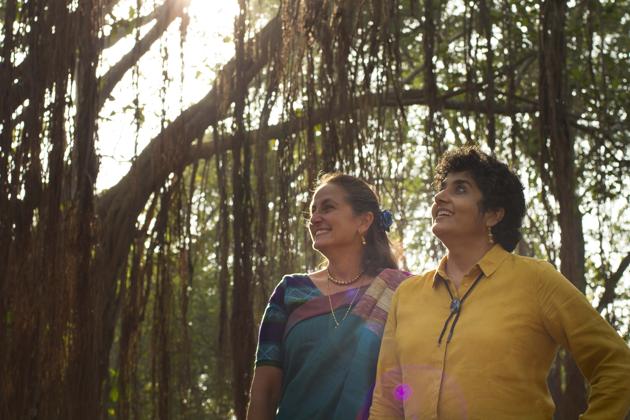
[277,269,410,420]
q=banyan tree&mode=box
[1,0,628,418]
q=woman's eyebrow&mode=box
[311,198,335,212]
[452,179,472,187]
[441,178,472,189]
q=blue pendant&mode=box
[450,298,461,313]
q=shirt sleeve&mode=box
[536,261,630,419]
[255,278,288,369]
[370,286,405,419]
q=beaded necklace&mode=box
[327,268,364,285]
[326,270,363,328]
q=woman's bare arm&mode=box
[246,366,283,420]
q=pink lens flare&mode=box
[393,383,412,401]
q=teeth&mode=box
[437,210,452,217]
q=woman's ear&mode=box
[359,211,375,234]
[486,207,505,228]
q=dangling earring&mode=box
[487,225,495,244]
[361,234,367,246]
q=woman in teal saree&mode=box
[247,173,410,420]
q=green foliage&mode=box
[3,0,628,417]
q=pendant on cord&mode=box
[450,298,461,313]
[437,272,485,345]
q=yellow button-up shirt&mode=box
[370,245,630,419]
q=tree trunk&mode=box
[539,0,587,417]
[67,0,103,418]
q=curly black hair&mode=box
[434,146,526,252]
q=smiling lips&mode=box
[434,208,453,219]
[313,228,331,237]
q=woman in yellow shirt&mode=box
[370,146,630,419]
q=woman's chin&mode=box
[313,240,341,257]
[431,224,446,239]
[312,241,328,253]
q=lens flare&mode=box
[394,383,412,401]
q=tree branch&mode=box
[95,14,282,278]
[597,253,630,312]
[183,88,537,167]
[98,0,190,111]
[101,7,162,50]
[7,0,185,116]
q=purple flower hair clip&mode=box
[378,209,394,232]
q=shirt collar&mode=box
[432,244,510,287]
[433,255,449,286]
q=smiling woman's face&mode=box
[431,171,492,244]
[309,183,367,255]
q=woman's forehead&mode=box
[442,170,477,186]
[445,170,473,180]
[311,183,346,204]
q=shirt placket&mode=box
[434,272,477,419]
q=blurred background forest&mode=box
[0,0,628,418]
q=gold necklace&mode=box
[327,277,361,328]
[327,268,364,285]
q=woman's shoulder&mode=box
[376,268,413,285]
[274,273,321,305]
[280,272,312,283]
[378,267,413,277]
[274,273,317,292]
[503,253,573,294]
[375,268,431,293]
[506,252,559,276]
[394,268,438,292]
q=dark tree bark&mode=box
[423,0,441,158]
[230,2,256,417]
[478,0,496,151]
[539,0,588,417]
[67,1,103,418]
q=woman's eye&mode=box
[455,185,466,193]
[312,204,333,214]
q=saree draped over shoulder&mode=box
[255,268,410,420]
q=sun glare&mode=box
[188,0,240,27]
[97,0,240,191]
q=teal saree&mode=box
[273,269,409,419]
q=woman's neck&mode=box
[326,252,363,280]
[444,239,493,287]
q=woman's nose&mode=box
[433,189,447,203]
